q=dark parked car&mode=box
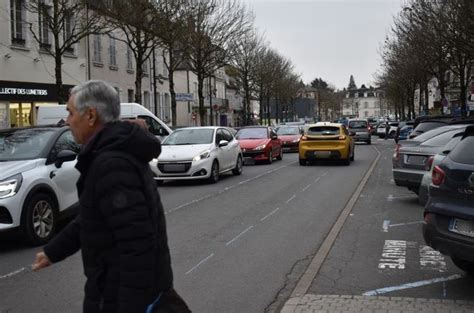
[392,124,470,193]
[423,126,474,274]
[394,120,414,143]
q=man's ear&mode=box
[88,107,98,126]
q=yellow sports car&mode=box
[298,122,355,165]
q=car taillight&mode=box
[425,156,434,171]
[432,165,445,186]
[338,135,346,140]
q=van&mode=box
[36,102,172,140]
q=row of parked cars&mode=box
[391,116,474,274]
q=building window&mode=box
[126,46,133,70]
[93,34,102,63]
[142,59,149,74]
[11,0,26,46]
[109,36,116,66]
[364,111,369,117]
[128,89,134,102]
[144,91,150,110]
[63,11,74,54]
[38,3,51,50]
[364,102,368,109]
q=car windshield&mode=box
[413,125,465,143]
[276,127,300,135]
[162,128,214,145]
[307,126,340,136]
[420,129,462,147]
[236,128,268,139]
[413,121,447,134]
[0,128,56,161]
[449,136,474,165]
[348,121,367,129]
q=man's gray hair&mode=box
[70,80,120,123]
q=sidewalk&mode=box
[281,294,474,312]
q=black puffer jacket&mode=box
[44,121,173,313]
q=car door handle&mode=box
[50,170,56,179]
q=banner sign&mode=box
[175,93,194,102]
[0,80,75,102]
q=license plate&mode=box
[163,164,186,172]
[283,147,291,152]
[314,151,330,158]
[406,155,426,165]
[449,218,474,238]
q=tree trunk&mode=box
[167,49,177,126]
[135,59,143,104]
[198,74,206,126]
[53,31,65,103]
[266,97,270,126]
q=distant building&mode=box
[342,85,385,118]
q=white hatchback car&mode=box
[150,126,243,183]
[0,126,80,245]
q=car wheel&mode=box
[343,149,351,165]
[267,150,273,164]
[21,192,57,246]
[451,257,474,275]
[299,158,306,166]
[350,150,355,161]
[367,139,371,145]
[207,160,219,183]
[277,148,283,161]
[232,156,243,175]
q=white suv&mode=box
[0,126,80,245]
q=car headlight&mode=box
[0,174,23,199]
[193,150,211,162]
[292,138,300,143]
[254,144,266,151]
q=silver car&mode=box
[347,119,371,144]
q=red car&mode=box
[236,126,283,164]
[276,125,302,152]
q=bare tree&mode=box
[184,0,252,125]
[25,0,104,103]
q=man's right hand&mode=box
[32,252,52,271]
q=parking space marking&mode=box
[226,226,254,246]
[389,221,424,228]
[362,274,463,296]
[314,177,321,183]
[261,208,280,221]
[420,245,447,272]
[387,194,416,201]
[302,184,311,192]
[185,253,215,275]
[382,220,390,232]
[286,195,296,203]
[378,240,407,270]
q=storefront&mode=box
[0,80,75,129]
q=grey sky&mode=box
[245,0,403,90]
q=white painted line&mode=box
[314,177,321,183]
[389,221,424,228]
[185,253,214,275]
[238,179,251,185]
[261,208,280,221]
[378,240,407,269]
[362,274,463,296]
[0,267,26,280]
[387,194,415,201]
[321,171,328,177]
[420,245,447,272]
[226,226,254,246]
[302,184,311,192]
[286,195,296,203]
[382,220,390,232]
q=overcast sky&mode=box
[244,0,403,90]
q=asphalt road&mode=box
[0,140,409,313]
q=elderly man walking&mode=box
[32,80,189,313]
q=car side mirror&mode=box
[55,149,77,168]
[218,140,229,147]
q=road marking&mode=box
[286,195,296,203]
[362,274,463,296]
[291,145,381,297]
[226,226,254,246]
[378,240,407,270]
[387,194,414,201]
[302,184,311,192]
[382,220,390,232]
[0,267,27,280]
[261,208,280,221]
[314,177,321,183]
[321,171,328,177]
[389,221,424,228]
[166,162,297,214]
[185,253,214,275]
[420,245,447,272]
